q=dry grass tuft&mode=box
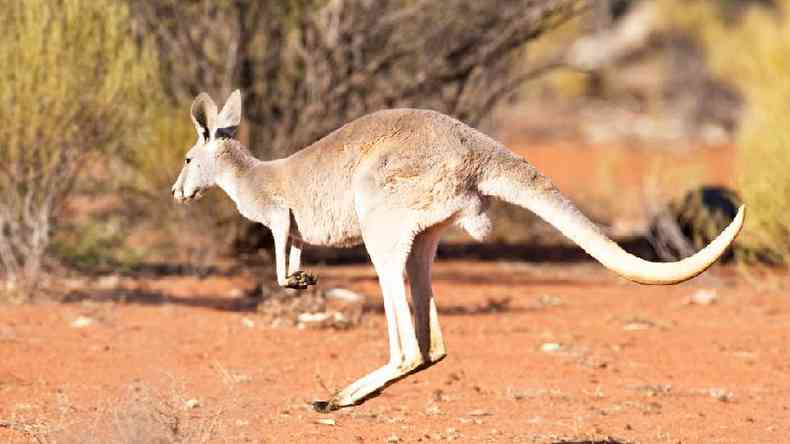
[59,382,226,444]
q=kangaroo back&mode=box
[478,152,745,285]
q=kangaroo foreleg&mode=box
[270,211,316,289]
[270,209,291,287]
[288,240,303,275]
[286,239,317,289]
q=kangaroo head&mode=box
[171,90,242,203]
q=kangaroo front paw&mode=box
[312,399,339,413]
[284,271,318,289]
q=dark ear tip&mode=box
[215,126,238,140]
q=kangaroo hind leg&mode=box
[314,206,423,411]
[407,225,447,365]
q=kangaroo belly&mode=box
[291,204,363,248]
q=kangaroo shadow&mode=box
[61,288,261,312]
[364,296,530,316]
[291,236,656,266]
[62,287,533,317]
[553,440,627,444]
[331,270,592,288]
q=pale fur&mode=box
[172,91,745,411]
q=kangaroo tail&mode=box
[478,152,745,285]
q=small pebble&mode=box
[709,388,734,402]
[185,399,200,409]
[324,288,364,303]
[623,322,651,331]
[687,289,718,305]
[298,312,332,324]
[541,342,561,352]
[70,316,94,329]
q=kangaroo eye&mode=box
[185,158,192,164]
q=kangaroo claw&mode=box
[285,270,318,289]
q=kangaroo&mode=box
[171,90,745,412]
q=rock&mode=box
[317,418,336,426]
[70,316,94,328]
[185,398,200,409]
[687,289,718,305]
[297,312,332,326]
[324,288,364,303]
[298,312,332,323]
[540,342,562,352]
[332,312,349,325]
[241,317,255,328]
[623,322,651,331]
[297,311,356,329]
[537,294,563,307]
[708,388,734,402]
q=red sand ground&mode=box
[2,143,788,443]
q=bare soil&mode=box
[2,142,787,443]
[1,263,788,443]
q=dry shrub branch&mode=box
[130,0,588,159]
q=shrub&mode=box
[659,0,790,264]
[131,0,585,159]
[0,0,156,297]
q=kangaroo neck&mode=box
[213,141,261,206]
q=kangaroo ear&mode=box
[215,89,242,139]
[190,93,218,142]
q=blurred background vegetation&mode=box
[660,0,790,264]
[0,0,155,297]
[0,0,787,301]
